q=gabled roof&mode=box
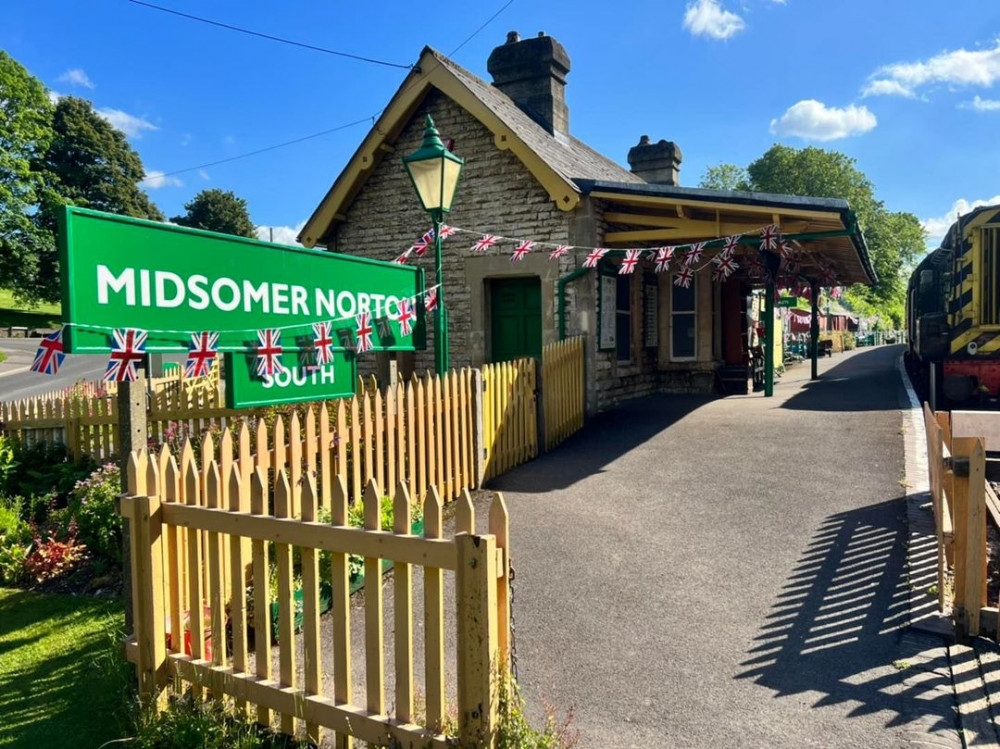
[299,46,641,248]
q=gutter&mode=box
[557,266,592,340]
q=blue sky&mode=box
[3,0,999,248]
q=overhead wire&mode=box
[137,0,517,179]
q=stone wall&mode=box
[332,91,572,374]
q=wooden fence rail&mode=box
[924,405,996,639]
[121,446,511,747]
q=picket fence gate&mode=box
[121,445,510,747]
[542,337,585,451]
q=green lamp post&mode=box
[402,115,464,375]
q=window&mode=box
[616,274,632,362]
[671,274,697,360]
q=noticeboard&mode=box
[59,206,425,354]
[643,275,658,348]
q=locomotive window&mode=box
[919,270,934,291]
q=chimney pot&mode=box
[627,136,683,186]
[487,32,571,137]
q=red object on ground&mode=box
[165,606,213,660]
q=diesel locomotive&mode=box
[907,203,1000,407]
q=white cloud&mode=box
[257,221,306,246]
[682,0,745,40]
[960,95,1000,112]
[861,79,916,98]
[197,169,211,180]
[47,90,61,105]
[769,99,877,141]
[57,68,94,89]
[96,107,158,138]
[865,39,1000,97]
[140,170,183,189]
[180,133,193,146]
[921,195,1000,247]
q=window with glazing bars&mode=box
[983,228,1000,325]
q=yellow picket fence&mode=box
[482,358,537,481]
[542,337,584,451]
[121,444,511,746]
[2,370,479,504]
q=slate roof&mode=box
[425,49,644,188]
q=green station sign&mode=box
[224,351,355,408]
[59,207,425,354]
[777,296,798,308]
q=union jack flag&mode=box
[184,332,218,378]
[255,329,284,378]
[712,253,739,280]
[30,328,65,376]
[393,248,413,264]
[684,242,706,267]
[654,247,674,273]
[438,225,457,239]
[425,288,439,312]
[104,328,147,383]
[760,224,779,251]
[312,321,335,366]
[778,237,794,259]
[549,245,571,261]
[583,248,608,269]
[619,249,641,275]
[511,240,535,263]
[746,255,765,278]
[723,235,741,254]
[356,311,375,353]
[674,267,694,288]
[411,229,435,257]
[472,234,497,253]
[396,299,416,337]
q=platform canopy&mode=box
[575,180,877,287]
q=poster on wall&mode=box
[599,273,617,351]
[644,276,658,348]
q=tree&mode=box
[698,163,750,192]
[0,52,54,304]
[172,189,255,237]
[31,96,164,301]
[700,145,925,327]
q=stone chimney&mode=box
[627,136,683,185]
[487,31,571,137]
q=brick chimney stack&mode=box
[487,31,571,138]
[627,135,683,185]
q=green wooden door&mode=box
[490,277,542,363]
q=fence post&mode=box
[119,373,148,635]
[471,369,485,490]
[535,356,547,454]
[456,533,498,748]
[964,439,987,637]
[952,437,976,636]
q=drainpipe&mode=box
[557,266,592,340]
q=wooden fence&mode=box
[121,445,511,747]
[542,337,584,451]
[924,405,996,639]
[482,358,537,481]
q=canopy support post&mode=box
[765,281,775,397]
[810,281,820,381]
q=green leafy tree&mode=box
[31,96,164,301]
[698,163,750,192]
[0,52,54,304]
[172,188,255,237]
[701,145,925,327]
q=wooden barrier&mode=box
[122,445,510,747]
[541,337,585,451]
[482,357,538,481]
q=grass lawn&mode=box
[0,588,126,748]
[0,289,62,331]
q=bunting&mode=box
[104,328,147,382]
[184,331,219,378]
[312,321,335,366]
[511,240,535,263]
[355,311,375,353]
[619,249,641,275]
[30,328,65,376]
[255,329,284,377]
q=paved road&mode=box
[492,346,957,748]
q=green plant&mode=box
[0,495,28,540]
[0,538,30,584]
[0,435,17,488]
[497,675,579,749]
[2,440,95,506]
[347,493,423,531]
[67,463,122,566]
